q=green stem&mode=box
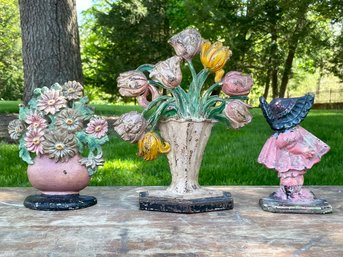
[186,60,199,114]
[228,95,249,100]
[171,87,186,117]
[192,69,210,117]
[148,80,168,90]
[148,99,175,130]
[212,113,231,128]
[187,60,197,86]
[136,64,154,73]
[161,103,178,118]
[141,95,170,117]
[202,97,226,117]
[207,101,226,119]
[202,82,221,101]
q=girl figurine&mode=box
[258,93,332,213]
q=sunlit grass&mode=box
[0,108,343,186]
[91,104,143,116]
[0,143,30,186]
[0,100,142,115]
[0,101,20,113]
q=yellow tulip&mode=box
[138,132,170,161]
[200,40,232,82]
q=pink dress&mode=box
[258,126,330,173]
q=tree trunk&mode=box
[19,0,83,103]
[270,10,279,99]
[316,60,324,94]
[271,66,278,98]
[279,46,296,98]
[263,68,272,99]
[278,3,309,98]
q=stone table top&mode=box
[0,186,342,257]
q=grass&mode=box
[0,101,21,114]
[0,100,143,115]
[0,105,343,187]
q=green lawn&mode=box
[0,106,342,187]
[0,101,21,114]
[0,100,143,115]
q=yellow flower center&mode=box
[68,88,75,93]
[47,99,56,106]
[66,119,74,125]
[15,127,22,133]
[95,125,102,132]
[33,137,40,145]
[55,143,65,150]
[33,122,39,128]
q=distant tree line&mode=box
[0,0,342,101]
[0,0,23,100]
[80,0,343,100]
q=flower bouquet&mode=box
[8,81,109,210]
[113,28,253,213]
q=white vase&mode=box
[159,118,216,195]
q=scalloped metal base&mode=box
[259,192,332,214]
[139,191,233,213]
[24,194,97,211]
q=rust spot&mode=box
[63,170,67,175]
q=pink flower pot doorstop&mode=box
[8,82,109,211]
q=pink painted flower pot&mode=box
[24,154,96,211]
[27,154,90,195]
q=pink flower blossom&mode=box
[117,71,149,97]
[62,81,83,100]
[37,89,66,115]
[222,71,253,96]
[8,119,25,140]
[150,56,183,89]
[25,129,45,155]
[86,118,108,138]
[25,110,47,130]
[168,28,202,60]
[224,100,252,129]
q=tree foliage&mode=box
[0,0,23,100]
[80,0,342,101]
[80,0,174,100]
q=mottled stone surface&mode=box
[0,186,343,257]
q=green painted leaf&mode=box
[28,98,38,109]
[19,138,33,164]
[41,86,49,94]
[33,88,42,96]
[79,96,90,104]
[18,106,30,121]
[75,134,84,153]
[87,167,97,176]
[51,83,62,91]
